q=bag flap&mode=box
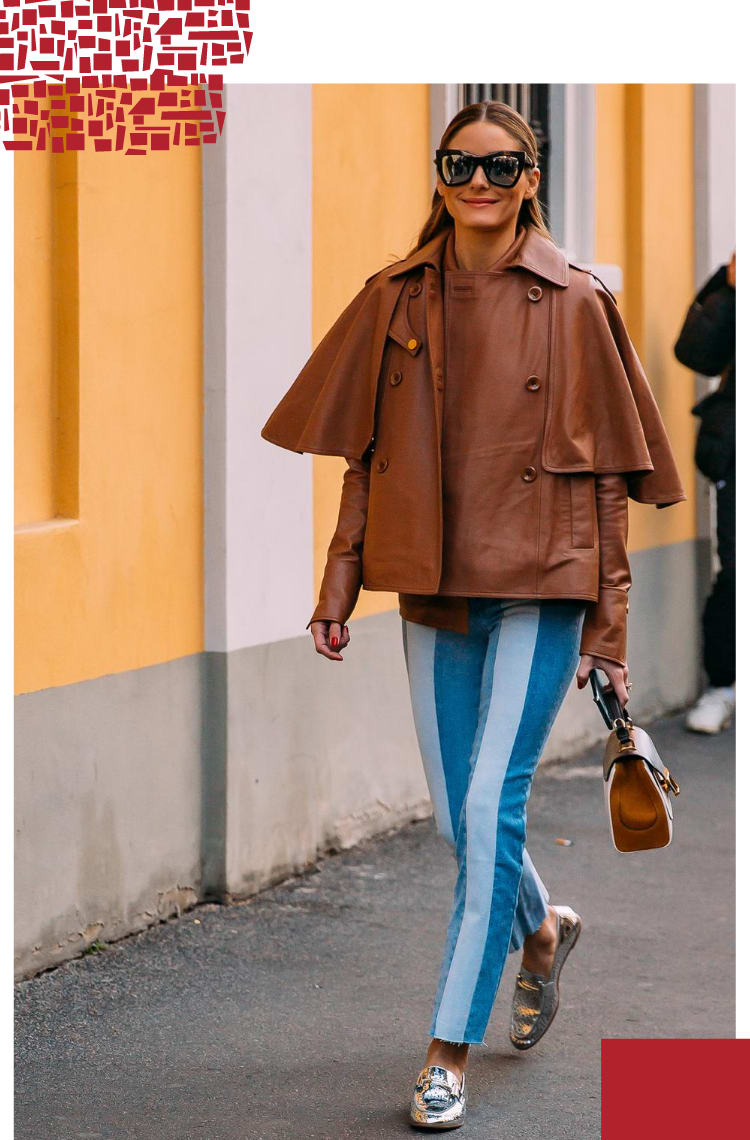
[603,724,667,781]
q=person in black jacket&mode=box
[674,251,735,733]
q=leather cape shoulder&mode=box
[260,229,686,508]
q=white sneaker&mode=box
[685,685,735,734]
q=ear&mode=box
[523,167,541,200]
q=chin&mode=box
[459,211,508,230]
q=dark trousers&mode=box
[703,465,735,687]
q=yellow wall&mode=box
[311,84,432,621]
[596,84,696,553]
[14,147,204,694]
[15,145,57,525]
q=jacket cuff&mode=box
[579,586,629,666]
[306,611,350,631]
[305,561,362,631]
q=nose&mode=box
[468,165,491,191]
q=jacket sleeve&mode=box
[305,456,371,630]
[674,266,736,377]
[579,473,630,666]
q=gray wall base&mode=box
[14,655,204,980]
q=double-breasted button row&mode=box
[408,282,422,297]
[527,285,543,302]
[376,457,389,473]
[389,370,403,386]
[521,465,537,482]
[525,375,541,391]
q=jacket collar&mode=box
[384,223,570,287]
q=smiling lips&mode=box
[462,198,499,206]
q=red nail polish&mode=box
[331,636,338,647]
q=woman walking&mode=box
[261,100,685,1130]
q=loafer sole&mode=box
[409,1119,465,1131]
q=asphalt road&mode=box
[15,710,734,1140]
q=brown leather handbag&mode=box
[590,670,680,852]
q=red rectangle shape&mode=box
[602,1040,749,1137]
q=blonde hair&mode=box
[406,100,554,259]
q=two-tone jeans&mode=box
[401,596,586,1046]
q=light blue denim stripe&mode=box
[402,621,454,846]
[432,603,541,1042]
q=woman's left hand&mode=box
[576,653,630,707]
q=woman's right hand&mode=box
[310,620,351,661]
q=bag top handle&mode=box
[589,668,632,738]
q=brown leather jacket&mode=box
[261,225,687,665]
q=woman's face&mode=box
[436,121,541,235]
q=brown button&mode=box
[525,375,541,391]
[527,285,543,302]
[408,282,422,296]
[389,370,403,386]
[376,457,389,473]
[521,465,537,482]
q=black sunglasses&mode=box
[434,148,536,188]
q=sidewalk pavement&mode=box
[15,710,734,1140]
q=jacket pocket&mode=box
[569,475,595,548]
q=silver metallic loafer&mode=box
[409,1064,466,1130]
[509,904,582,1051]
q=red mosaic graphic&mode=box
[0,1,252,151]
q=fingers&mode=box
[330,621,352,652]
[577,654,630,707]
[576,658,593,689]
[600,662,629,707]
[309,620,350,661]
[613,676,629,707]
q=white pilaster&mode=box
[203,84,314,652]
